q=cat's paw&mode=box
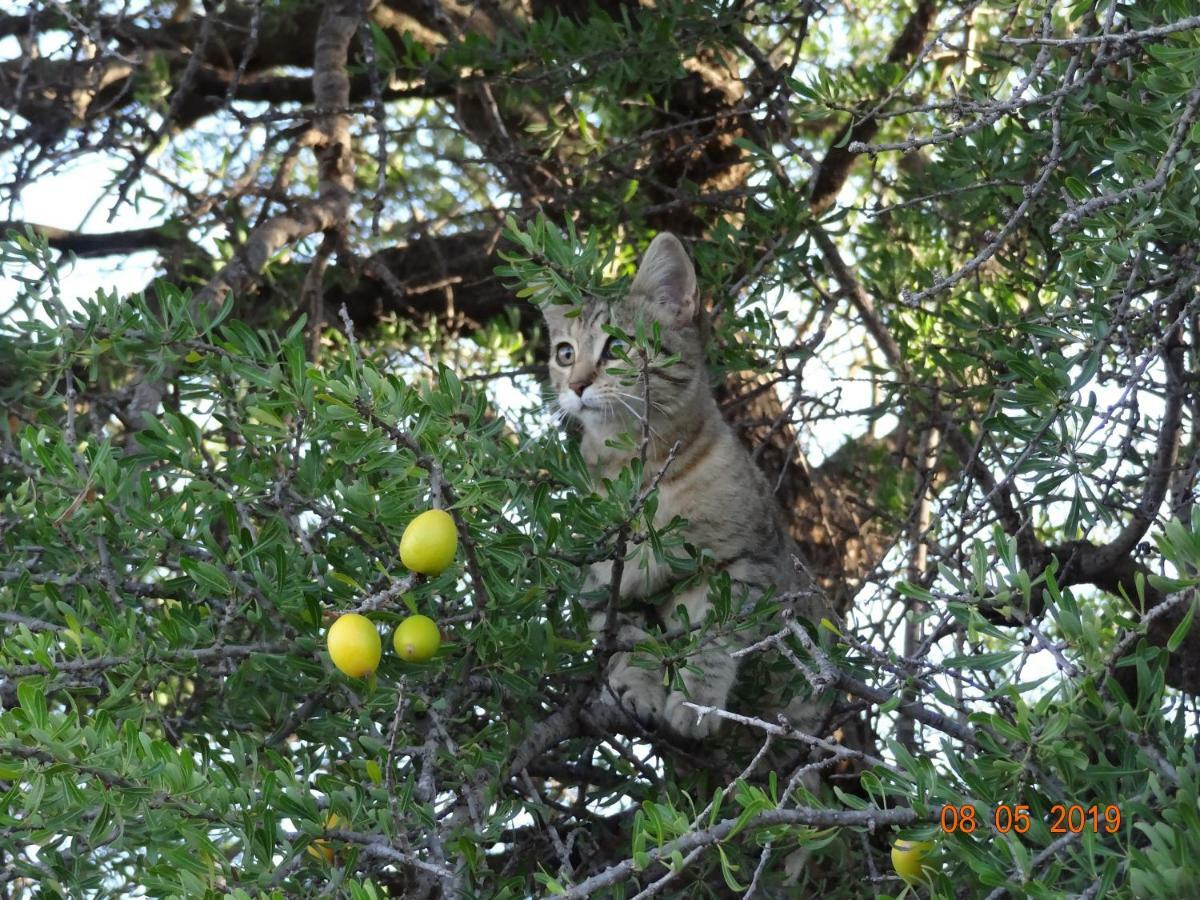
[662,691,722,740]
[604,656,666,727]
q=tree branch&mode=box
[1080,303,1188,570]
[191,0,362,312]
[556,805,918,899]
[1,221,177,257]
[807,0,940,214]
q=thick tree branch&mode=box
[807,0,940,214]
[1082,306,1187,570]
[192,0,362,312]
[811,224,904,369]
[172,68,456,128]
[1,221,176,257]
[0,1,460,146]
[190,196,346,312]
[323,230,523,329]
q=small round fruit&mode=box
[399,509,458,575]
[393,614,441,662]
[326,613,381,677]
[307,813,340,864]
[891,839,936,885]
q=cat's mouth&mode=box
[558,391,599,416]
[559,390,622,419]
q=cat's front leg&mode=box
[587,608,667,729]
[662,640,739,740]
[658,582,741,740]
[584,553,674,731]
[584,543,672,601]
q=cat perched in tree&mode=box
[542,232,830,740]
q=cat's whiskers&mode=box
[614,389,672,423]
[541,395,566,425]
[609,393,663,442]
[510,394,566,457]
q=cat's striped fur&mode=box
[543,233,829,739]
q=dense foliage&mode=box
[2,0,1200,896]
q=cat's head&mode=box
[541,232,707,431]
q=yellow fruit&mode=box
[393,614,441,662]
[891,839,936,885]
[307,813,340,863]
[326,613,381,677]
[399,509,458,575]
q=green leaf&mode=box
[941,651,1020,670]
[248,405,285,429]
[18,679,49,729]
[1167,592,1197,652]
[366,760,383,785]
[180,557,234,596]
[717,845,745,892]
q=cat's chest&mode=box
[645,477,692,529]
[591,454,715,535]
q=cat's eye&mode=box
[554,342,575,366]
[602,337,629,360]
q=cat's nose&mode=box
[569,379,591,397]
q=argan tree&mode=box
[2,0,1199,896]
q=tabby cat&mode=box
[543,232,829,740]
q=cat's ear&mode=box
[630,233,697,326]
